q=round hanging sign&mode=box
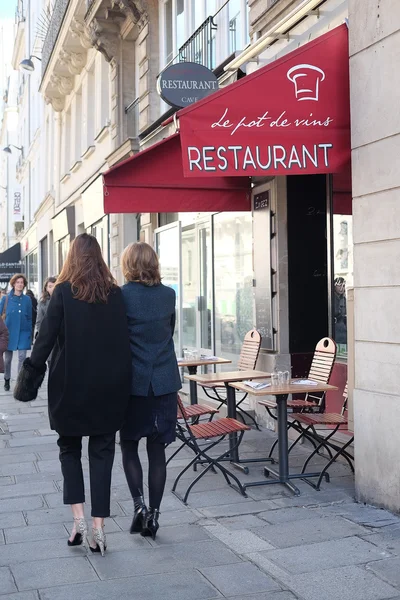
[157,62,219,108]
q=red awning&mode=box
[103,133,251,214]
[179,25,350,178]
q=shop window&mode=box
[40,237,48,286]
[58,237,69,272]
[332,170,353,360]
[213,212,253,365]
[27,251,38,297]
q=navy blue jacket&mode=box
[121,282,181,397]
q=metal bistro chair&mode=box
[166,401,219,466]
[202,329,262,429]
[293,382,354,489]
[263,337,337,459]
[171,395,250,504]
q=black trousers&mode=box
[57,433,116,518]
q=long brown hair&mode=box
[41,276,57,302]
[57,233,116,303]
[121,242,161,286]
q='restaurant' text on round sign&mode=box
[157,62,219,108]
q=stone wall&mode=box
[350,0,400,511]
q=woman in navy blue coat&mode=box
[120,242,181,540]
[0,274,32,391]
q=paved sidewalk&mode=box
[0,378,400,600]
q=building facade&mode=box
[1,0,399,511]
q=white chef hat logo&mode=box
[287,64,326,102]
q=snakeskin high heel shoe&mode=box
[89,526,107,556]
[67,517,88,547]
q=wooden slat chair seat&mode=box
[263,337,337,460]
[167,401,219,466]
[202,329,262,429]
[291,383,354,490]
[171,396,250,504]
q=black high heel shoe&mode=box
[141,508,160,540]
[130,495,148,534]
[67,517,88,547]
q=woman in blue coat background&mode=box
[120,242,181,540]
[0,274,32,391]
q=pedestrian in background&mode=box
[120,242,181,540]
[0,317,9,377]
[0,274,32,391]
[26,289,38,341]
[36,277,57,337]
[17,234,131,555]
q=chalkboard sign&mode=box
[253,190,274,350]
[287,175,328,354]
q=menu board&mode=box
[253,190,274,351]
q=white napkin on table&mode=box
[243,381,271,390]
[292,379,318,386]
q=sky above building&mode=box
[0,2,16,20]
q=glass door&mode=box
[155,222,183,356]
[181,219,213,355]
[197,220,213,354]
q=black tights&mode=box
[121,438,167,510]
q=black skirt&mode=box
[120,387,178,444]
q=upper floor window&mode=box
[160,0,249,70]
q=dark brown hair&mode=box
[41,277,57,302]
[57,233,116,303]
[121,242,161,286]
[9,274,27,289]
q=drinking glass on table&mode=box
[183,349,193,360]
[282,370,290,385]
[271,372,279,386]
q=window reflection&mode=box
[214,212,254,366]
[332,174,353,359]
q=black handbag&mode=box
[14,358,47,403]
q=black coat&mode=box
[121,282,181,396]
[30,282,131,436]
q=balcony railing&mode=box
[178,16,217,71]
[41,0,69,78]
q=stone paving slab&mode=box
[366,557,400,587]
[0,462,37,476]
[0,511,26,529]
[288,565,399,600]
[0,495,45,513]
[11,556,98,591]
[2,592,40,600]
[198,562,281,596]
[0,565,18,594]
[38,571,222,600]
[4,523,67,544]
[88,539,242,580]
[263,535,392,574]
[253,515,368,548]
[225,594,296,600]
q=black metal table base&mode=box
[243,466,329,496]
[195,455,275,475]
[242,393,331,496]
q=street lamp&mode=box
[19,55,42,72]
[2,145,23,154]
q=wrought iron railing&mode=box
[41,0,69,78]
[178,16,217,71]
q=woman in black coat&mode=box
[22,234,131,555]
[120,242,181,540]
